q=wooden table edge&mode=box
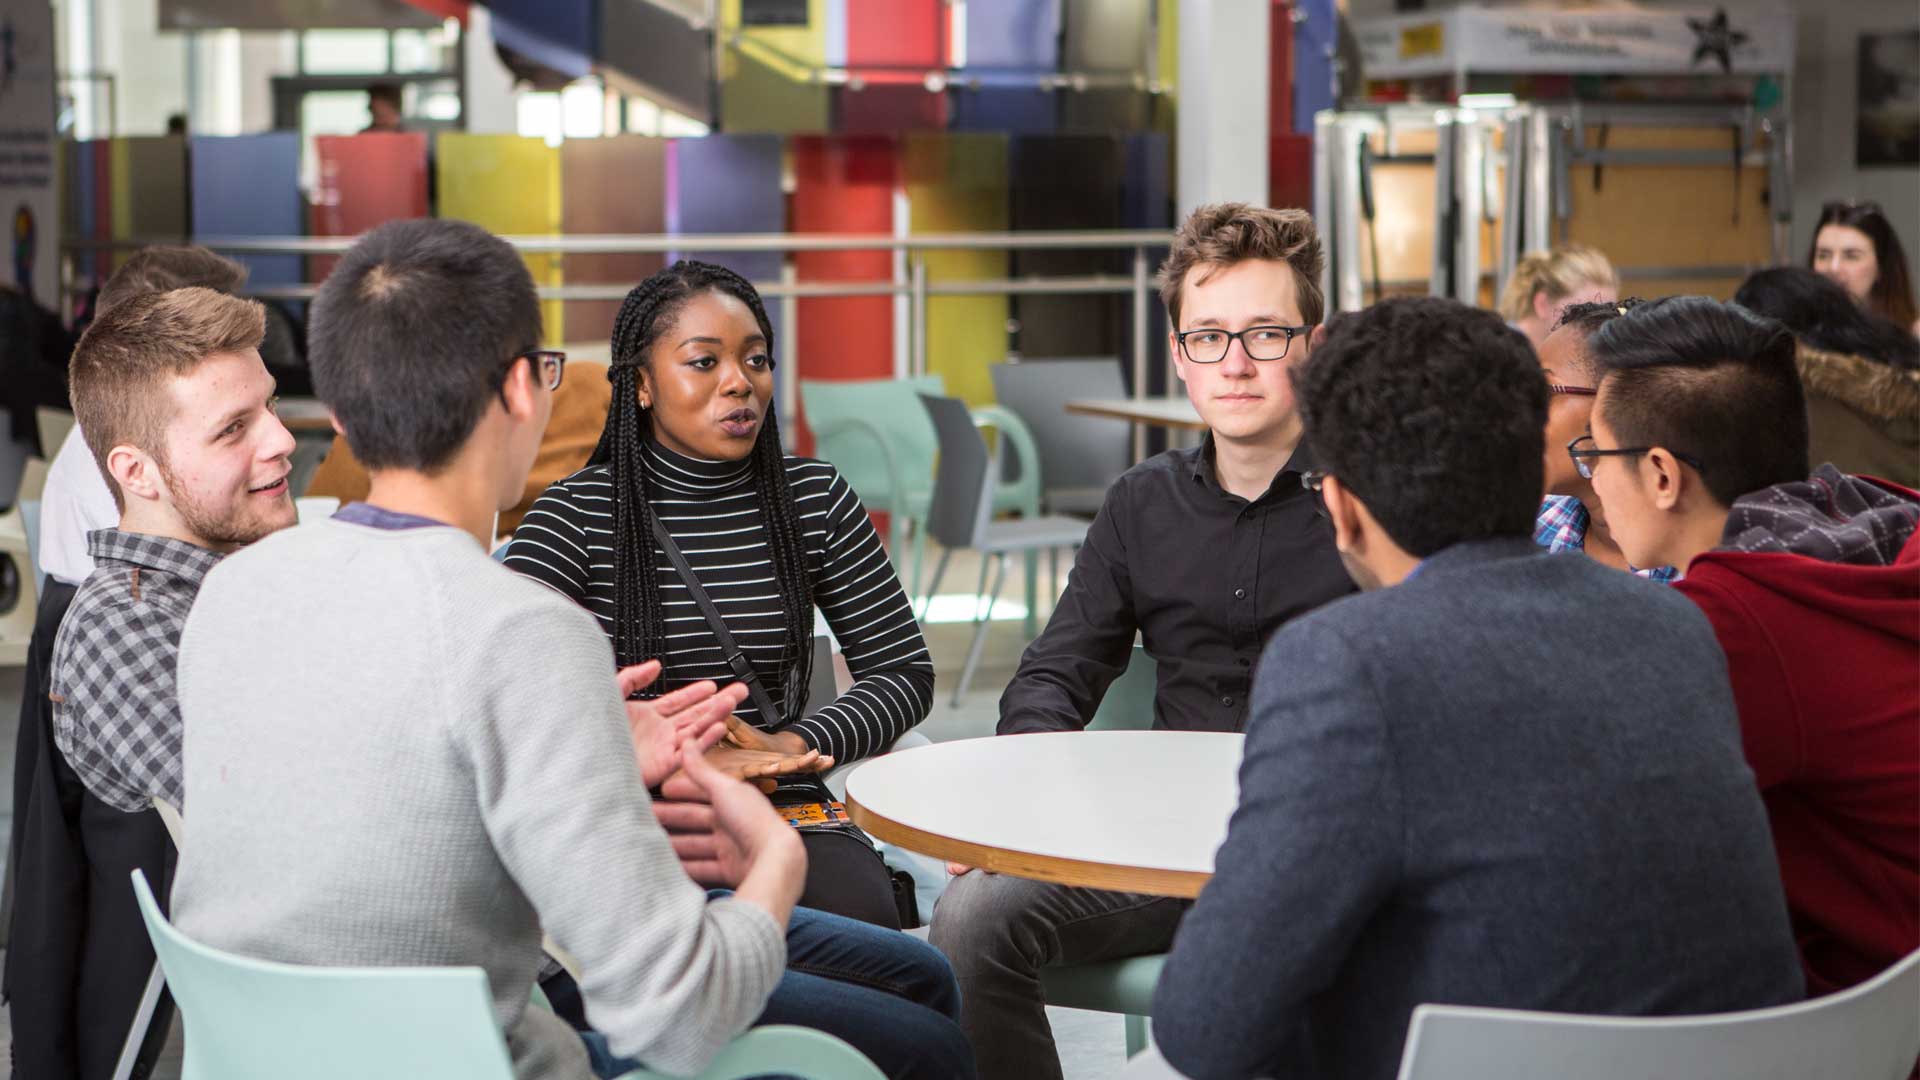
[847,794,1211,900]
[1063,400,1209,432]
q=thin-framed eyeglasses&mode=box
[1301,469,1329,518]
[510,349,567,392]
[1566,433,1704,481]
[1176,324,1309,364]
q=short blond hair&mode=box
[1498,244,1618,322]
[1157,203,1325,328]
[70,286,266,509]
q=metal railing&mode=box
[64,229,1173,458]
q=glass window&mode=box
[301,30,390,75]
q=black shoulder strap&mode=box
[649,514,786,729]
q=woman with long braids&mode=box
[507,261,936,931]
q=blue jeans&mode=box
[581,900,974,1080]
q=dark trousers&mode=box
[4,580,178,1080]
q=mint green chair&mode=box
[803,376,1044,633]
[129,870,884,1080]
[1043,645,1165,1057]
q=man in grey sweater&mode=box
[1149,298,1805,1080]
[169,220,811,1080]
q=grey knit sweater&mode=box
[170,519,786,1079]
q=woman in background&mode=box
[1498,243,1620,351]
[1736,266,1919,488]
[1807,200,1919,335]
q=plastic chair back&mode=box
[1087,645,1157,731]
[619,1025,887,1080]
[1396,949,1920,1080]
[130,870,517,1080]
[990,358,1130,514]
[918,393,996,550]
[800,376,945,511]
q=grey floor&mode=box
[0,544,1130,1078]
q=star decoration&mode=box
[1687,9,1750,75]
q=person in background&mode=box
[1808,199,1919,335]
[8,286,297,1080]
[929,203,1352,1080]
[363,82,404,132]
[1150,296,1802,1080]
[1582,295,1919,996]
[1532,297,1675,581]
[1497,243,1619,351]
[1735,266,1919,488]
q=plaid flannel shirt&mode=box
[1534,495,1678,584]
[50,528,224,812]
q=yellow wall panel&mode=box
[436,134,565,344]
[906,133,1009,408]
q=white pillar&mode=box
[462,7,518,135]
[1176,0,1271,218]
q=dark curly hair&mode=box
[590,260,813,720]
[1587,296,1807,508]
[1291,296,1547,557]
[1548,297,1650,380]
[1734,267,1919,371]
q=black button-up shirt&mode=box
[999,436,1355,734]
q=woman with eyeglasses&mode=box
[1808,200,1919,336]
[1528,298,1678,582]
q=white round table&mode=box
[845,731,1245,898]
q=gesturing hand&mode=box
[668,738,806,904]
[616,661,745,790]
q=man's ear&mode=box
[1322,475,1366,557]
[499,356,541,422]
[105,444,164,506]
[1307,323,1327,355]
[1643,447,1689,512]
[1168,329,1189,385]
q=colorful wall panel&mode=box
[788,135,896,451]
[950,88,1055,135]
[62,140,113,289]
[310,133,431,285]
[845,0,944,72]
[437,134,564,343]
[1008,136,1126,362]
[966,0,1061,71]
[666,134,785,343]
[837,86,948,133]
[487,0,595,80]
[906,132,1009,407]
[191,134,304,292]
[112,137,189,275]
[561,136,669,353]
[720,0,830,133]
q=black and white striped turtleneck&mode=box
[505,440,934,765]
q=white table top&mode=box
[845,731,1244,897]
[1064,395,1205,431]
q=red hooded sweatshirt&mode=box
[1677,465,1920,996]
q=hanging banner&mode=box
[1355,4,1794,80]
[0,0,58,305]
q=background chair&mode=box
[1086,644,1156,732]
[129,869,886,1080]
[990,358,1132,517]
[801,376,1038,613]
[917,392,1087,703]
[1395,948,1920,1080]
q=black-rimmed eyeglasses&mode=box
[1566,433,1704,481]
[1176,325,1309,365]
[510,349,567,392]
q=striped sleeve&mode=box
[504,481,595,607]
[789,465,935,765]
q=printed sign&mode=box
[1356,4,1794,80]
[0,0,57,304]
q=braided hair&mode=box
[590,260,815,724]
[1550,297,1648,380]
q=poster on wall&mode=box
[1355,5,1794,79]
[0,0,59,306]
[1857,31,1920,167]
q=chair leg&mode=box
[1124,1014,1151,1059]
[907,520,929,611]
[1049,547,1060,601]
[954,553,1007,706]
[919,547,953,619]
[110,963,167,1080]
[970,551,993,622]
[1022,550,1039,639]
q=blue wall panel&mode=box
[189,134,303,289]
[666,134,787,341]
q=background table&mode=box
[1064,395,1205,433]
[845,731,1244,898]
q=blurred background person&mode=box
[1808,200,1919,336]
[1498,244,1619,352]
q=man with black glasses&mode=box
[1148,296,1801,1080]
[927,203,1352,1080]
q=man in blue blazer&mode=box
[1150,297,1804,1080]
